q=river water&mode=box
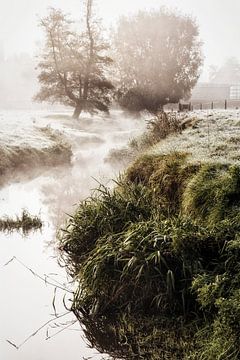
[0,109,145,360]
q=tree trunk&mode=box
[72,105,82,119]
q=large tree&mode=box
[35,1,114,119]
[114,9,202,114]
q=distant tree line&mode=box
[209,57,240,84]
[35,1,203,119]
[0,53,36,108]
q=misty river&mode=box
[0,109,145,360]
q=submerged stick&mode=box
[7,311,71,350]
[3,256,73,293]
[3,256,76,349]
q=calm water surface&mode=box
[0,109,144,360]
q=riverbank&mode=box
[0,124,72,188]
[59,111,240,359]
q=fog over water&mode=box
[0,109,146,359]
[0,0,239,359]
[1,0,240,108]
[1,0,240,76]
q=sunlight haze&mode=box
[0,0,239,79]
[1,2,240,360]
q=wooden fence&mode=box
[165,99,240,112]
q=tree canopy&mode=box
[114,9,203,114]
[35,2,114,119]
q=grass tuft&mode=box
[0,210,42,234]
[106,112,184,167]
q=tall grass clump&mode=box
[106,112,183,167]
[0,210,42,234]
[59,152,240,359]
[182,164,240,225]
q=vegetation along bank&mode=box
[59,112,240,359]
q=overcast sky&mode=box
[0,0,239,80]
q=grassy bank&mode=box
[152,110,240,165]
[105,111,182,168]
[59,149,240,359]
[0,126,72,186]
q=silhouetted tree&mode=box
[35,2,114,119]
[114,9,202,114]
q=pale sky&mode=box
[0,0,239,80]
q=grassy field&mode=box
[152,110,240,164]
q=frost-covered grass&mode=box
[0,126,72,181]
[0,111,74,184]
[0,110,144,182]
[152,110,240,164]
[106,111,181,167]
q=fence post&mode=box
[211,102,214,110]
[200,103,203,110]
[189,102,191,111]
[225,100,227,110]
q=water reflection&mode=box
[0,110,144,359]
